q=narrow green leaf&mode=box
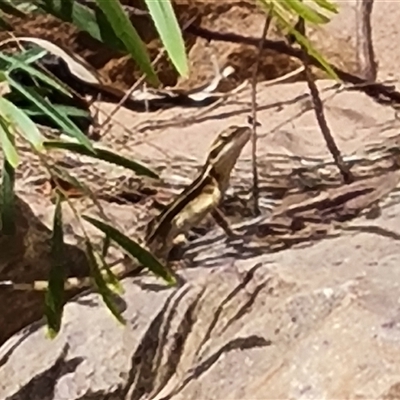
[281,0,330,24]
[285,21,338,79]
[45,191,66,338]
[0,71,10,96]
[311,0,339,14]
[102,233,111,259]
[98,234,123,293]
[12,1,38,13]
[0,156,15,235]
[145,0,188,77]
[85,239,125,324]
[0,96,44,151]
[43,140,159,179]
[0,120,18,168]
[7,77,94,152]
[82,215,175,285]
[94,0,159,86]
[0,0,27,17]
[98,251,124,295]
[11,47,48,65]
[34,0,126,52]
[263,2,339,80]
[0,51,71,97]
[23,104,90,119]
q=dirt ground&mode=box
[3,0,358,92]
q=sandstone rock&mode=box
[2,198,400,399]
[0,193,92,346]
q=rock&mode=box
[0,193,91,345]
[2,192,400,399]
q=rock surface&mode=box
[1,197,400,399]
[0,194,91,346]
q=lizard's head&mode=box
[206,125,251,175]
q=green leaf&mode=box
[45,191,66,338]
[34,0,126,52]
[0,96,44,151]
[11,47,48,65]
[281,0,330,24]
[0,0,27,17]
[43,140,159,179]
[85,239,125,324]
[97,248,124,295]
[0,120,18,168]
[98,234,123,293]
[261,1,339,80]
[82,215,175,285]
[311,0,339,14]
[94,0,159,86]
[145,0,188,77]
[11,0,38,14]
[0,156,15,235]
[23,104,90,119]
[0,51,71,97]
[7,77,94,152]
[102,234,111,259]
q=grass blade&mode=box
[261,0,338,80]
[0,96,44,151]
[35,0,126,53]
[281,0,330,24]
[311,0,338,14]
[0,155,15,235]
[85,239,125,324]
[82,215,175,285]
[44,140,159,179]
[145,0,188,77]
[0,119,18,168]
[0,0,27,17]
[94,0,159,86]
[45,191,66,338]
[23,104,90,119]
[98,250,124,295]
[11,47,48,65]
[0,51,71,97]
[7,76,94,152]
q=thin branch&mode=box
[250,12,273,216]
[296,18,353,184]
[356,0,377,82]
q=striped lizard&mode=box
[0,125,251,291]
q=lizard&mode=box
[0,125,252,291]
[144,125,251,260]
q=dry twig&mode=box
[294,17,353,184]
[250,11,273,215]
[356,0,377,82]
